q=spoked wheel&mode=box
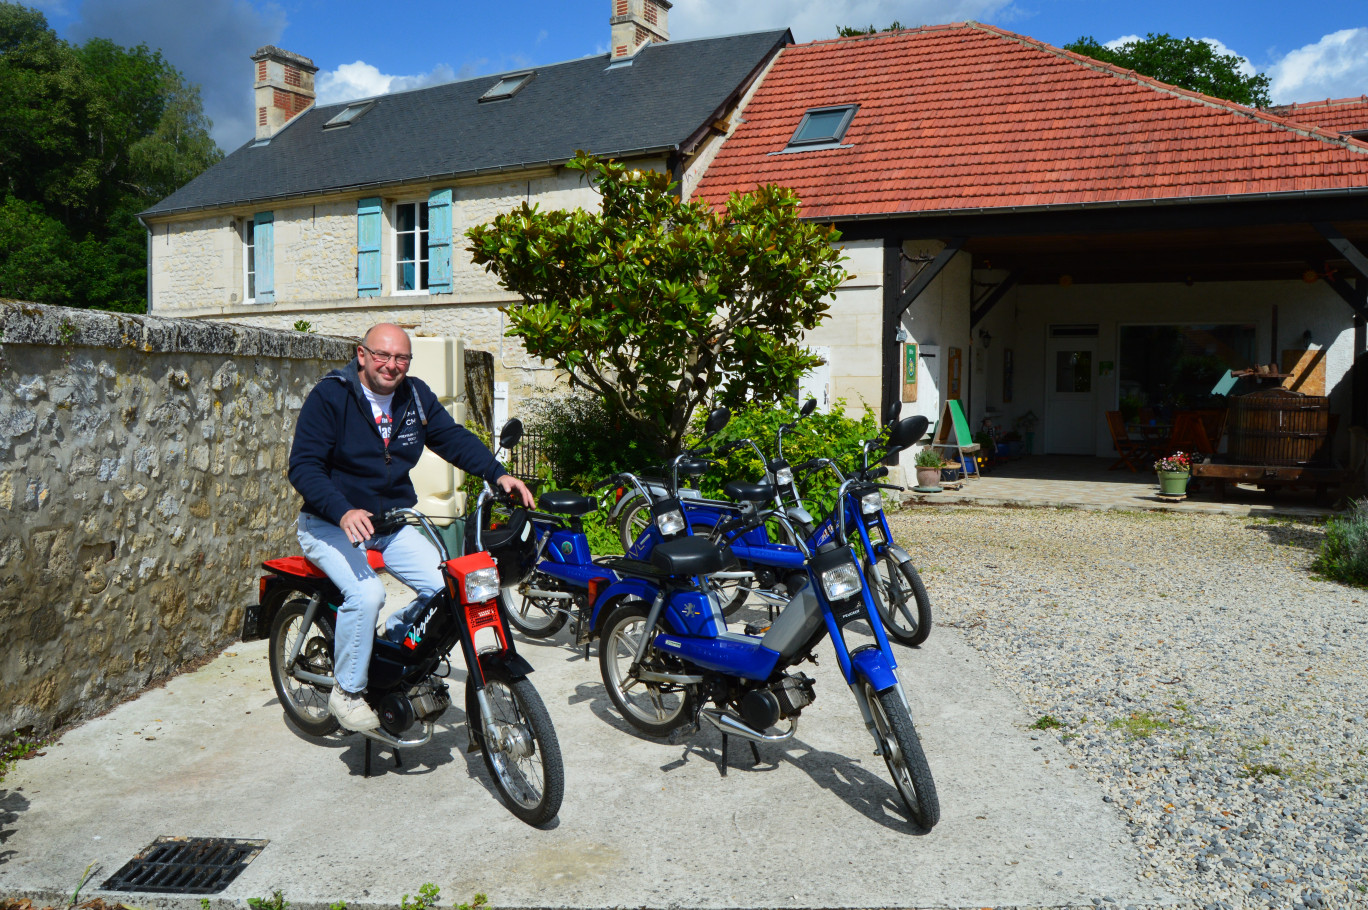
[500,577,569,639]
[867,551,932,647]
[617,497,652,553]
[863,681,939,830]
[268,595,339,736]
[598,603,695,736]
[465,665,564,826]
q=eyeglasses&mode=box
[360,344,412,367]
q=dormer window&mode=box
[479,71,534,102]
[785,104,858,150]
[324,100,375,128]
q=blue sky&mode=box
[28,0,1368,152]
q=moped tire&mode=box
[500,577,569,639]
[868,552,932,647]
[268,595,340,737]
[465,667,564,826]
[863,682,940,830]
[617,497,652,552]
[598,602,695,737]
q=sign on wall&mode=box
[902,342,918,401]
[947,347,962,401]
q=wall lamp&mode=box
[979,328,992,349]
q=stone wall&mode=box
[0,301,352,737]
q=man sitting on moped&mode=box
[287,323,533,732]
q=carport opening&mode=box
[1118,323,1256,419]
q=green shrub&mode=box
[1313,499,1368,586]
[690,398,880,520]
[519,395,657,491]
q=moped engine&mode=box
[739,672,816,731]
[378,680,450,735]
[410,679,451,721]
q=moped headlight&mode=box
[861,491,883,515]
[463,566,500,603]
[821,561,862,601]
[655,508,686,536]
[773,466,793,487]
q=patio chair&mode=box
[1105,410,1148,472]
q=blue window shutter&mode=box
[427,187,452,294]
[357,197,382,297]
[253,211,274,303]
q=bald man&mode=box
[288,323,533,731]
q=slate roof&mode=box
[144,29,790,217]
[693,23,1368,221]
[1270,96,1368,136]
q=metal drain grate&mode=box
[102,836,269,894]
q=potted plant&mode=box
[1154,451,1192,497]
[913,448,947,491]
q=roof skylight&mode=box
[785,104,858,150]
[479,71,534,102]
[324,100,375,128]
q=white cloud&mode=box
[669,0,1016,44]
[1268,28,1368,104]
[316,61,459,105]
[1103,34,1140,50]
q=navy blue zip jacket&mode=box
[288,358,507,525]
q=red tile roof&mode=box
[1270,96,1368,135]
[693,23,1368,220]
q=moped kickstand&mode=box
[717,733,762,778]
[361,736,402,777]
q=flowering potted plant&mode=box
[1154,451,1192,497]
[913,447,947,491]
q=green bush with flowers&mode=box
[1154,451,1192,474]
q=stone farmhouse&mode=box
[694,24,1368,465]
[140,1,789,417]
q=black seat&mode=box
[677,458,710,477]
[651,536,725,576]
[724,480,774,503]
[538,490,597,517]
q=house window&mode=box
[394,201,429,293]
[243,220,256,303]
[785,105,859,149]
[479,71,534,102]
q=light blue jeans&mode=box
[296,512,443,694]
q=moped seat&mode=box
[651,536,725,576]
[538,490,597,517]
[263,549,385,577]
[724,480,775,503]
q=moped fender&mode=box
[477,649,535,682]
[850,646,899,694]
[590,576,663,630]
[885,543,912,565]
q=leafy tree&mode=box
[467,152,847,459]
[0,2,221,311]
[1064,33,1271,109]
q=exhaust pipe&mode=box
[361,722,434,750]
[699,708,796,744]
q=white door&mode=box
[1045,337,1097,454]
[798,346,831,411]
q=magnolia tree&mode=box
[466,152,847,458]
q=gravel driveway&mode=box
[890,505,1368,910]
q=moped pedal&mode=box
[666,721,700,746]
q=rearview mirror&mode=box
[883,400,902,426]
[887,415,929,452]
[498,418,523,451]
[800,398,817,418]
[703,406,731,436]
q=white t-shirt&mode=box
[360,384,395,445]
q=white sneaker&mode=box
[328,688,380,732]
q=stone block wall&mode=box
[0,301,352,737]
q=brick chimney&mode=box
[610,0,670,61]
[252,46,318,141]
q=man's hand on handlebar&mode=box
[340,508,375,545]
[497,473,535,508]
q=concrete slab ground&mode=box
[0,600,1172,910]
[907,455,1340,519]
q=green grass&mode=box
[1108,710,1172,740]
[0,731,44,785]
[1030,715,1065,731]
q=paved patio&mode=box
[904,455,1344,519]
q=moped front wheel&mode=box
[465,666,564,826]
[599,603,695,736]
[617,497,652,552]
[868,552,932,647]
[500,578,569,639]
[268,596,339,737]
[863,682,939,830]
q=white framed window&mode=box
[394,200,430,294]
[243,219,256,303]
